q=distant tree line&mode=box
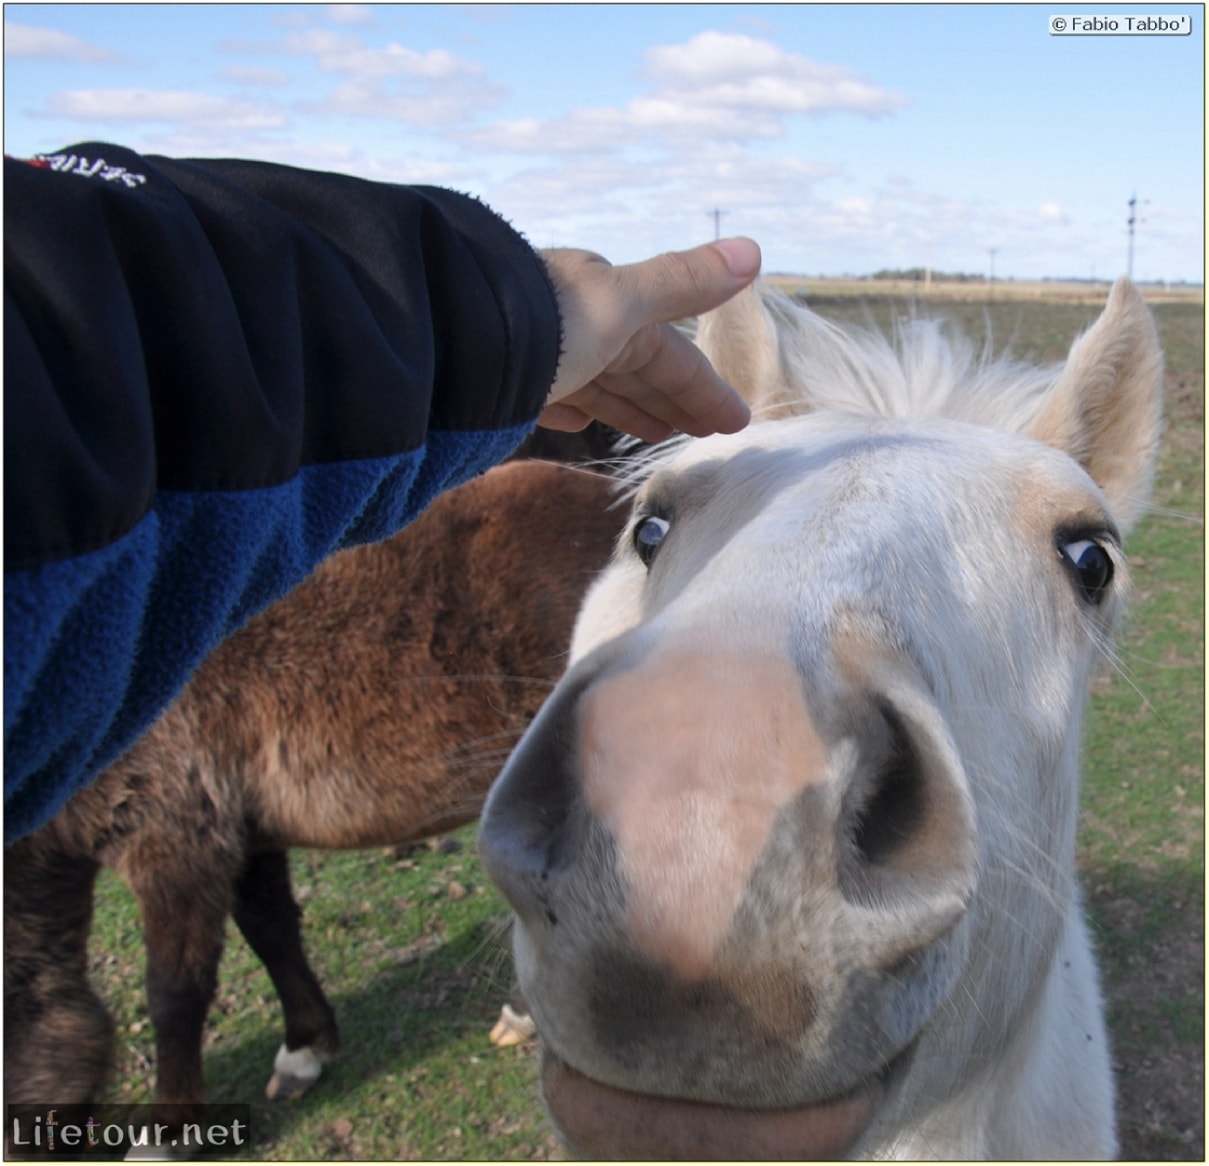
[868,268,987,283]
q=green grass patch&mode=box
[92,839,552,1159]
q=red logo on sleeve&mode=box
[8,152,147,188]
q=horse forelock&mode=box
[761,294,1061,431]
[621,297,1064,500]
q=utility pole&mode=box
[708,208,727,241]
[1126,191,1146,281]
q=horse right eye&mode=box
[1058,537,1114,605]
[633,515,671,567]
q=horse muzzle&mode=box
[480,627,977,1155]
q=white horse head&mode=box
[480,280,1163,1160]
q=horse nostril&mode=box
[478,665,591,923]
[836,691,977,938]
[848,705,925,868]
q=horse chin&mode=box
[540,1050,897,1161]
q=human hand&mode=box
[539,238,761,443]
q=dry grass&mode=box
[763,273,1204,306]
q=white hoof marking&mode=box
[489,1002,537,1048]
[265,1041,326,1100]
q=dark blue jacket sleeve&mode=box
[4,144,562,843]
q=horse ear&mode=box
[696,285,800,418]
[1027,278,1164,535]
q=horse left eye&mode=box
[633,514,671,568]
[1059,539,1114,604]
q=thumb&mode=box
[620,237,762,330]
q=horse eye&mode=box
[633,515,671,567]
[1059,538,1114,604]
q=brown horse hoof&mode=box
[265,1042,327,1100]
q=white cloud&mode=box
[465,30,906,156]
[644,31,906,118]
[320,42,479,80]
[987,201,1076,235]
[283,29,482,80]
[481,139,845,261]
[653,149,839,217]
[281,28,362,57]
[482,110,631,155]
[216,65,291,87]
[4,22,118,62]
[279,27,501,125]
[494,155,675,218]
[631,32,906,144]
[454,30,911,263]
[45,89,287,130]
[355,153,483,187]
[645,30,798,85]
[305,77,498,126]
[326,5,377,25]
[213,137,364,172]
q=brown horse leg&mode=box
[231,849,339,1101]
[4,834,113,1108]
[124,854,232,1119]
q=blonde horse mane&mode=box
[698,283,1070,430]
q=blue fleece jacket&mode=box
[4,145,561,843]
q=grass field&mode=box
[83,287,1204,1160]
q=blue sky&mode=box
[4,4,1203,281]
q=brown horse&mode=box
[4,457,625,1124]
